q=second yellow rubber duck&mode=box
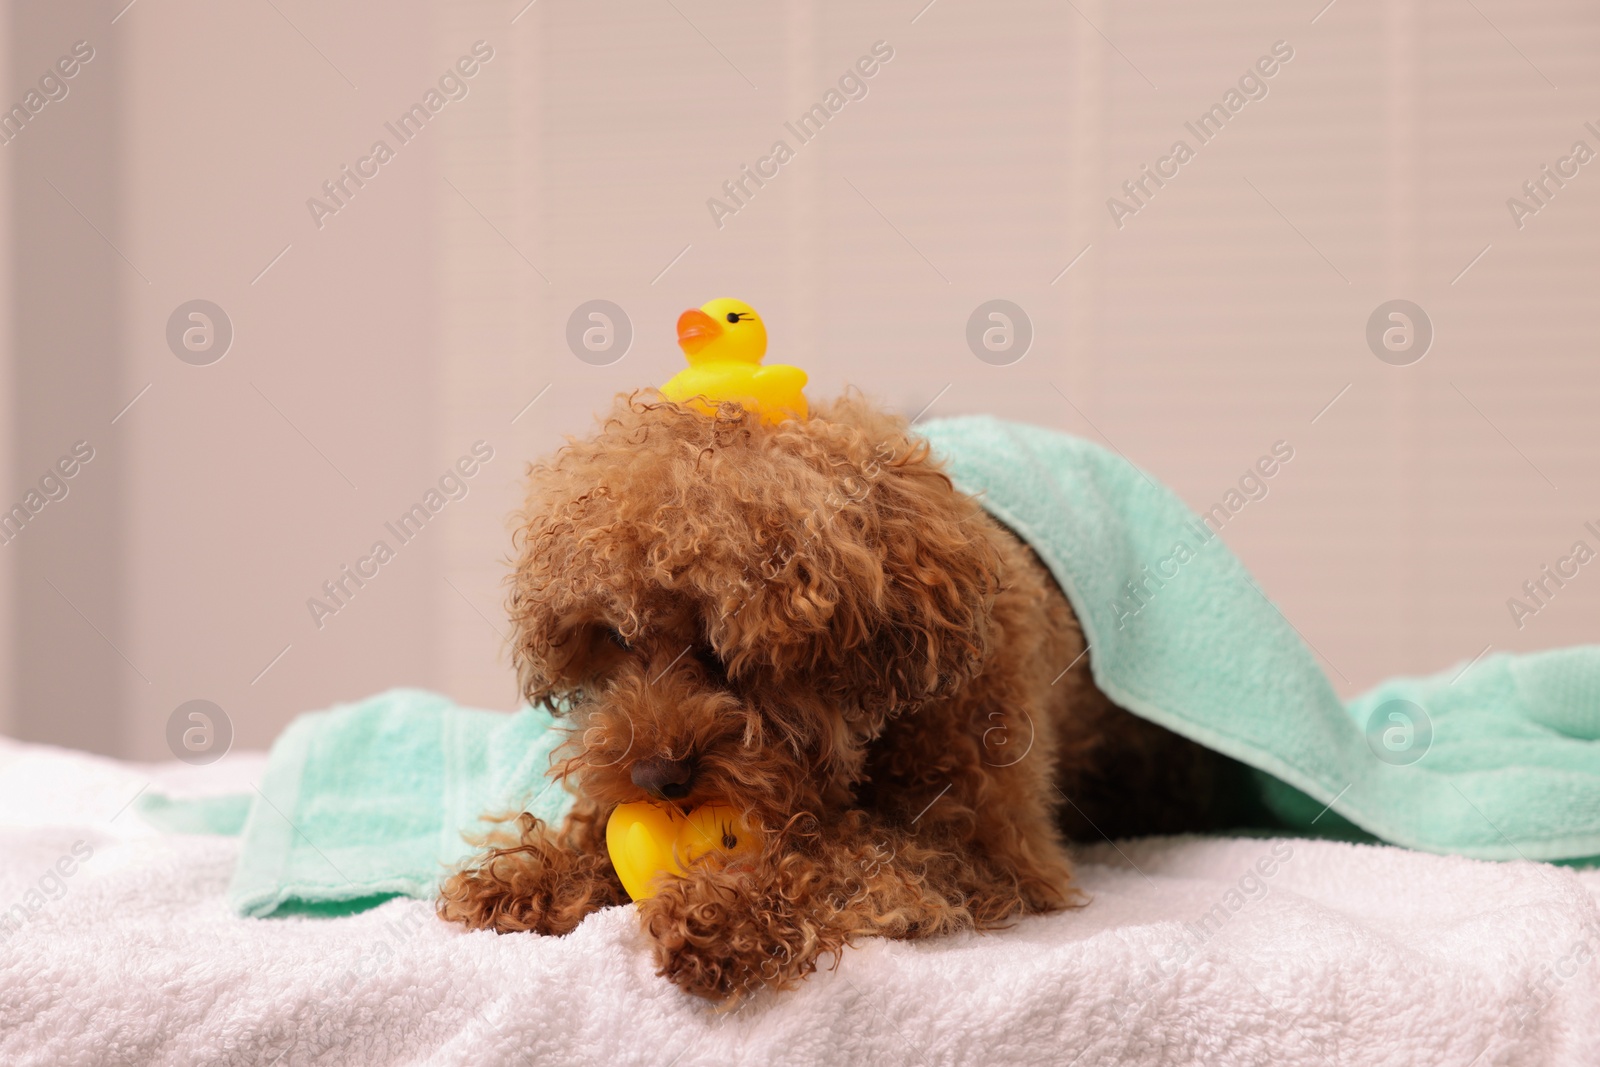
[660,298,808,426]
[606,800,761,901]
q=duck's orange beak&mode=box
[676,308,722,356]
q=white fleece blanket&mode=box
[2,736,1599,1067]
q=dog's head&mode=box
[509,393,1001,831]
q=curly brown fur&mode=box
[439,391,1243,1000]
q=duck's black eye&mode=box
[606,628,631,652]
[726,312,741,323]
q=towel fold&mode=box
[202,689,573,917]
[918,415,1600,862]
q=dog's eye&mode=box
[695,645,729,685]
[539,689,580,717]
[605,628,631,652]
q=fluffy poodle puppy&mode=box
[439,392,1243,1001]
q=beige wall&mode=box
[6,0,1599,759]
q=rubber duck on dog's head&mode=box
[661,298,808,425]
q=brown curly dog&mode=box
[438,391,1247,1001]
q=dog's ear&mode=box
[507,505,570,710]
[506,453,633,713]
[698,406,1003,720]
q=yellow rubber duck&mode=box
[660,298,808,426]
[606,800,761,901]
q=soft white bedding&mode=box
[2,735,1598,1067]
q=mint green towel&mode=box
[217,690,573,918]
[918,415,1600,862]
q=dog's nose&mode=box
[630,756,693,801]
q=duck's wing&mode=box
[752,364,809,422]
[661,366,719,403]
[752,364,808,391]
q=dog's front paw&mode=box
[438,814,621,935]
[639,867,845,1001]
